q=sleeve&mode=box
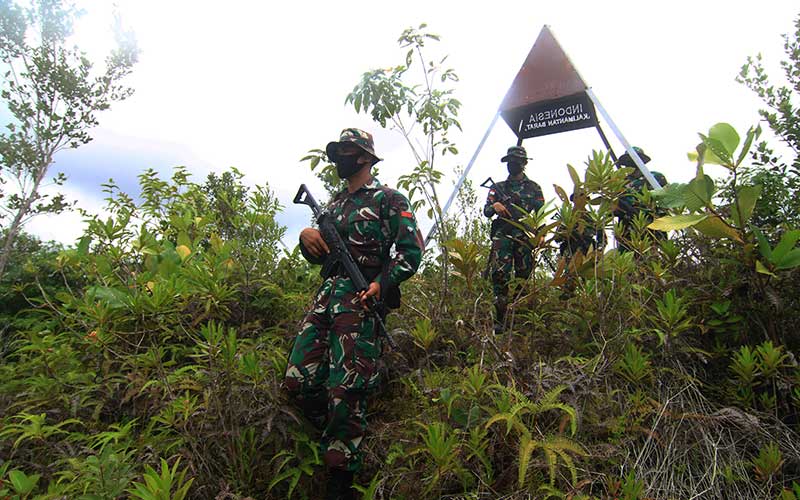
[483,188,498,217]
[654,172,668,187]
[299,236,326,265]
[377,191,424,288]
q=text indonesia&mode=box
[524,103,592,132]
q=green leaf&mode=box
[567,164,581,186]
[732,184,762,227]
[553,184,569,203]
[9,470,39,495]
[690,143,725,166]
[776,249,800,270]
[702,136,733,166]
[736,124,761,167]
[771,230,800,262]
[708,122,740,159]
[177,231,191,248]
[651,182,689,209]
[77,235,92,255]
[685,174,716,211]
[87,286,129,309]
[756,260,776,277]
[648,214,707,231]
[694,216,743,242]
[754,228,773,260]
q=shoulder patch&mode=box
[400,211,413,219]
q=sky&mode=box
[15,0,800,248]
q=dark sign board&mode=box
[499,26,594,139]
[502,91,597,139]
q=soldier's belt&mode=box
[323,261,382,282]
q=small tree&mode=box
[735,12,800,228]
[345,24,462,242]
[0,0,138,278]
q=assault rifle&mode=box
[481,177,534,235]
[294,184,397,350]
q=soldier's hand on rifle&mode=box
[493,202,511,218]
[357,282,381,310]
[300,228,330,257]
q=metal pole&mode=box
[424,111,500,247]
[594,122,617,163]
[585,88,662,189]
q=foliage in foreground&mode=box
[1,126,799,499]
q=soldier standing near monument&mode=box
[554,188,606,260]
[613,147,668,253]
[284,128,424,500]
[483,146,544,334]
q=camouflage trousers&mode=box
[490,233,532,329]
[283,277,381,472]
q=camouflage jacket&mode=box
[483,175,544,234]
[300,177,424,291]
[617,170,668,218]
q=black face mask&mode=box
[335,155,362,179]
[507,161,525,176]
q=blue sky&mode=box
[12,0,800,247]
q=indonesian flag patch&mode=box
[400,211,413,219]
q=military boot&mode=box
[325,468,355,500]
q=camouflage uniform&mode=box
[556,214,606,258]
[284,177,423,472]
[483,175,544,330]
[615,170,668,253]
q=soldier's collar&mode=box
[506,174,529,181]
[334,176,382,200]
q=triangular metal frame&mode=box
[426,25,662,248]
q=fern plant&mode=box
[778,481,800,500]
[730,345,759,406]
[615,343,652,385]
[411,317,439,352]
[352,472,382,500]
[486,384,586,487]
[58,445,136,499]
[756,341,788,378]
[752,442,783,483]
[653,289,693,346]
[409,421,468,494]
[461,364,489,400]
[268,430,321,499]
[0,412,81,450]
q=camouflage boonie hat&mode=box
[326,128,383,164]
[501,146,530,163]
[616,146,651,167]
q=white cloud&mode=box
[21,0,799,246]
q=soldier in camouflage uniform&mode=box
[284,128,423,500]
[613,147,668,253]
[555,190,606,259]
[483,146,544,334]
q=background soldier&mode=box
[483,146,544,334]
[284,128,424,500]
[555,189,606,259]
[614,147,668,253]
